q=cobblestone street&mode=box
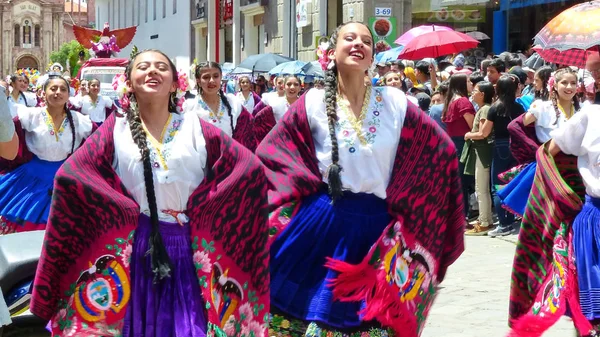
[422,235,575,337]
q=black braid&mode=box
[324,27,344,202]
[64,104,76,155]
[550,92,560,126]
[123,49,178,282]
[219,88,235,134]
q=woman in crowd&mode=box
[7,74,37,116]
[71,78,116,127]
[0,75,94,234]
[462,81,496,235]
[184,61,256,151]
[258,21,464,337]
[442,73,476,219]
[236,75,261,113]
[30,49,269,337]
[254,75,301,142]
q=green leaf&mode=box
[106,244,113,250]
[243,282,248,290]
[191,243,199,250]
[128,231,135,240]
[205,301,211,309]
[116,238,126,244]
[216,255,222,260]
[193,236,199,243]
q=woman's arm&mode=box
[548,139,562,157]
[523,112,537,126]
[463,113,475,130]
[0,89,18,160]
[465,119,493,140]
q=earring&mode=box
[327,60,335,70]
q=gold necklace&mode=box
[336,86,372,146]
[558,103,574,120]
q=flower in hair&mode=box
[112,73,131,110]
[547,75,556,93]
[174,70,190,113]
[316,40,330,71]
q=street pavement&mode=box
[422,234,576,337]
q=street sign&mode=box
[374,7,392,17]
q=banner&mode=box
[368,17,397,54]
[296,0,309,28]
[413,6,486,23]
[223,0,233,23]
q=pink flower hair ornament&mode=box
[316,39,331,71]
[547,75,556,93]
[112,70,190,113]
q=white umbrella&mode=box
[466,31,490,41]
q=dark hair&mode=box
[44,75,76,156]
[313,79,324,86]
[534,66,552,101]
[442,73,469,119]
[475,81,495,105]
[195,61,234,133]
[480,59,492,73]
[488,58,506,73]
[324,21,375,202]
[507,54,523,68]
[469,71,485,87]
[415,61,431,78]
[550,67,580,125]
[492,74,519,118]
[437,80,450,97]
[9,74,29,94]
[124,49,179,282]
[88,78,101,86]
[284,74,301,85]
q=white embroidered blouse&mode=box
[551,105,600,199]
[113,111,207,221]
[182,93,243,137]
[14,105,93,162]
[305,86,406,199]
[528,99,572,143]
[72,95,115,123]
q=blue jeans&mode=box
[491,138,515,228]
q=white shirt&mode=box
[113,111,207,221]
[8,91,37,117]
[269,96,292,123]
[75,95,114,123]
[305,87,406,199]
[236,91,255,112]
[15,105,93,161]
[182,93,243,137]
[551,104,600,198]
[261,92,283,106]
[528,100,571,143]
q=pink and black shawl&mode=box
[256,95,465,337]
[31,115,270,336]
[233,107,258,152]
[508,144,590,337]
[508,114,541,165]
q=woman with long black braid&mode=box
[183,61,256,151]
[30,50,269,337]
[0,75,92,234]
[258,22,464,337]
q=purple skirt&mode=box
[122,214,207,337]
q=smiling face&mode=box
[384,73,401,88]
[13,76,28,93]
[239,77,251,92]
[198,67,222,96]
[89,79,101,96]
[43,78,70,108]
[554,72,577,102]
[329,22,374,74]
[285,77,300,99]
[80,80,89,95]
[275,77,285,94]
[128,51,177,101]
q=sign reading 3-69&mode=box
[375,7,392,17]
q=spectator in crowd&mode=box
[487,58,506,85]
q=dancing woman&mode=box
[258,22,464,337]
[254,75,301,142]
[71,78,117,127]
[0,75,94,234]
[236,76,261,113]
[30,49,269,337]
[184,62,256,151]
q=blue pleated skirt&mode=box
[498,162,536,217]
[270,190,391,329]
[122,214,207,337]
[574,196,600,320]
[0,156,64,225]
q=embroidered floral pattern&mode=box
[41,109,68,141]
[191,236,268,337]
[52,233,134,336]
[198,97,226,125]
[268,314,394,337]
[0,216,15,235]
[146,113,183,170]
[336,87,383,153]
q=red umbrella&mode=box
[532,45,598,68]
[398,30,479,60]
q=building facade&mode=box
[1,0,67,74]
[192,0,412,66]
[95,0,192,71]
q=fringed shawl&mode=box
[31,114,270,337]
[232,108,258,152]
[256,95,465,337]
[508,143,590,337]
[508,114,541,165]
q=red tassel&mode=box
[325,257,377,302]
